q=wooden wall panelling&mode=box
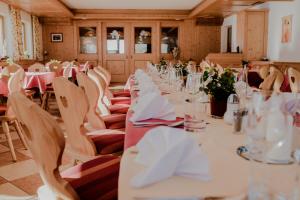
[41,18,222,72]
[42,23,76,62]
[206,53,243,67]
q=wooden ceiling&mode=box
[0,0,292,19]
[0,0,73,17]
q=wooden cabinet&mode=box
[237,10,268,61]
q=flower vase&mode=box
[210,97,227,118]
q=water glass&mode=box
[184,100,207,133]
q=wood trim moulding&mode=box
[72,9,189,20]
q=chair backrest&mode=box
[258,65,270,79]
[7,63,22,73]
[82,61,89,72]
[61,61,71,68]
[87,70,111,115]
[76,72,106,129]
[53,77,97,157]
[259,66,284,92]
[8,68,25,94]
[8,92,79,200]
[49,62,63,76]
[62,66,73,79]
[94,67,110,86]
[28,63,46,72]
[288,67,300,93]
[94,67,114,99]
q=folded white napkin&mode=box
[130,92,176,122]
[131,126,211,188]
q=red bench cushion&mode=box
[61,155,120,200]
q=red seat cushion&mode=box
[61,155,120,200]
[111,97,131,105]
[112,90,131,97]
[102,114,126,130]
[0,105,7,116]
[109,104,129,114]
[87,129,125,155]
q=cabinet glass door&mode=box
[79,27,97,54]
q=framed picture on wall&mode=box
[51,33,63,43]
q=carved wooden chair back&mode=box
[28,63,47,72]
[259,66,284,92]
[288,67,300,93]
[77,72,106,129]
[62,61,71,68]
[53,77,97,158]
[49,62,63,77]
[9,92,79,200]
[87,70,111,115]
[8,68,25,94]
[258,65,270,79]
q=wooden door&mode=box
[102,22,130,82]
[246,11,267,60]
[130,22,158,74]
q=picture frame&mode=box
[51,33,63,43]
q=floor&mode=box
[0,96,73,199]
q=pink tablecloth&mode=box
[24,72,56,94]
[0,78,8,96]
[0,72,55,97]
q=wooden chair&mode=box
[288,67,300,93]
[259,66,284,93]
[78,72,127,128]
[82,61,89,73]
[53,77,125,161]
[48,62,63,77]
[258,65,270,79]
[0,69,28,161]
[88,70,129,116]
[1,64,22,78]
[28,63,47,72]
[61,61,71,68]
[41,62,63,110]
[8,92,120,200]
[94,67,131,101]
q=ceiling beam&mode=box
[73,9,189,20]
[55,0,74,17]
[188,0,219,18]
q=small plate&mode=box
[237,146,294,165]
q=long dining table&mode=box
[119,75,299,200]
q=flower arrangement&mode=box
[110,30,120,40]
[156,57,168,72]
[202,65,236,101]
[174,62,188,77]
[138,30,151,43]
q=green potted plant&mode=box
[202,66,236,117]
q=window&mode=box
[0,16,4,57]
